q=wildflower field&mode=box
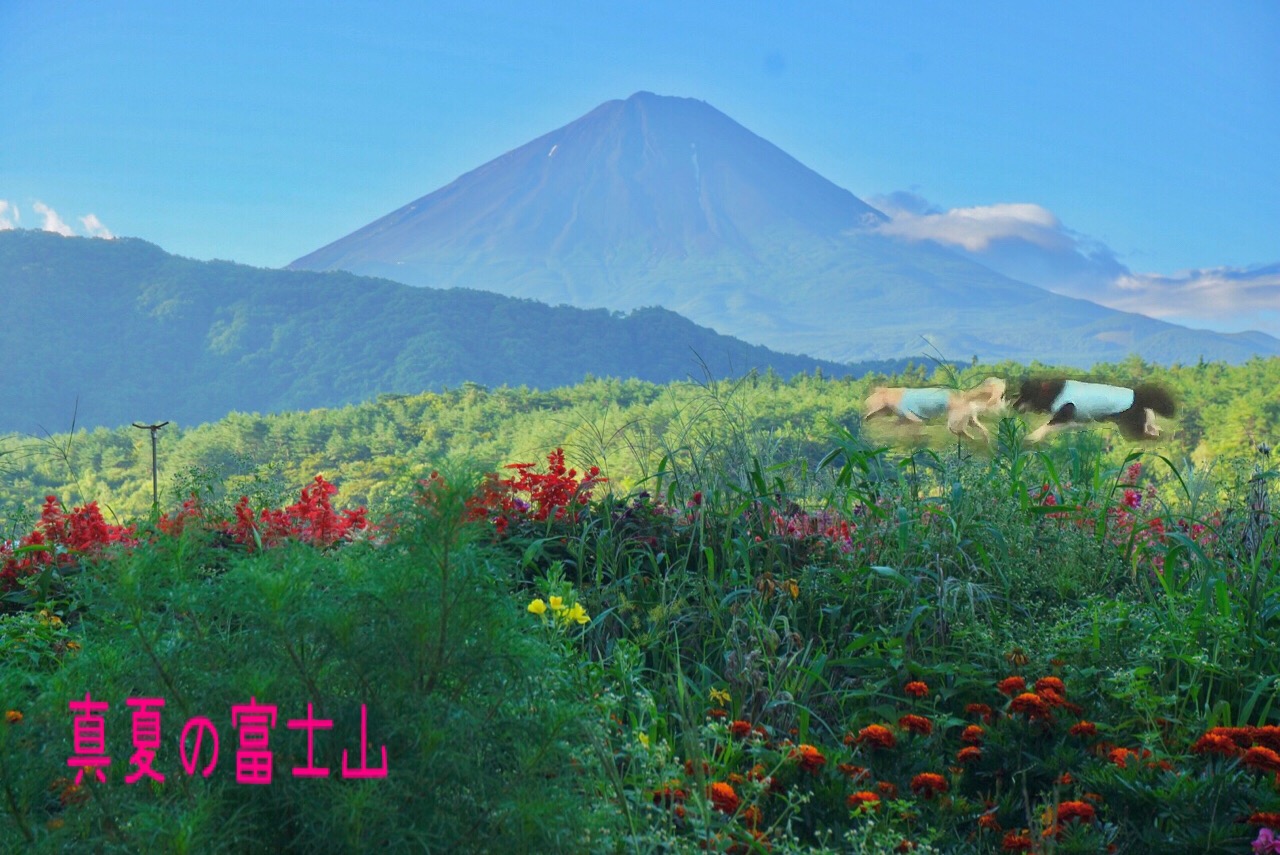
[3,403,1280,853]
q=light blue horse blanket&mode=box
[1052,381,1135,421]
[897,388,953,419]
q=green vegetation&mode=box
[0,229,900,435]
[1,355,1277,524]
[3,359,1280,852]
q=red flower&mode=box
[1109,747,1137,768]
[1010,692,1052,720]
[847,791,881,812]
[966,703,994,723]
[1057,801,1096,823]
[838,764,870,782]
[909,772,948,799]
[904,680,929,698]
[898,714,933,736]
[1191,731,1239,757]
[790,743,826,773]
[729,720,754,739]
[653,785,687,806]
[1069,720,1098,738]
[961,724,986,744]
[1034,676,1066,696]
[956,746,982,764]
[708,782,740,814]
[1001,830,1034,851]
[855,724,897,750]
[876,781,898,799]
[1244,745,1280,773]
[997,676,1026,697]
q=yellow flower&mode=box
[5,710,21,724]
[66,641,82,654]
[710,687,731,705]
[566,603,590,625]
[527,599,547,615]
[636,732,650,749]
[549,596,565,611]
[787,579,800,599]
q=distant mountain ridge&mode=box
[291,91,1280,366]
[0,229,902,434]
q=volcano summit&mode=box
[290,92,1279,366]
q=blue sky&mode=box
[3,2,1278,334]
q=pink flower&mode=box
[1254,827,1280,854]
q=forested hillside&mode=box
[0,229,886,434]
[1,356,1276,525]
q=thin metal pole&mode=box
[132,422,170,507]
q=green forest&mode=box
[1,355,1275,531]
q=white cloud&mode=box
[872,195,1071,252]
[32,201,73,236]
[871,190,1280,336]
[1104,265,1280,327]
[80,213,114,239]
[0,200,17,229]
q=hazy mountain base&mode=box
[0,355,1274,529]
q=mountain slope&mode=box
[0,229,886,434]
[291,91,1280,366]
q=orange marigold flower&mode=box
[1001,830,1034,851]
[1069,720,1098,738]
[978,813,1001,831]
[997,676,1026,697]
[895,841,917,853]
[1010,692,1051,720]
[653,784,687,806]
[1255,726,1280,751]
[729,720,754,739]
[1207,726,1255,748]
[856,723,897,749]
[709,782,740,814]
[909,772,948,799]
[742,804,763,829]
[1057,801,1096,824]
[1109,747,1137,768]
[1248,811,1280,826]
[4,710,21,725]
[707,708,728,720]
[966,702,994,723]
[1057,772,1074,785]
[904,680,929,698]
[877,780,898,799]
[838,763,870,782]
[898,714,933,736]
[1244,745,1280,773]
[847,790,881,812]
[957,746,983,764]
[962,724,985,744]
[1034,676,1066,696]
[791,743,826,773]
